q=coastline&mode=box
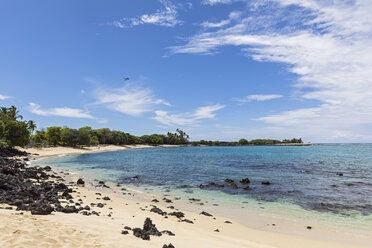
[17,144,184,160]
[1,146,371,248]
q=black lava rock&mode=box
[168,211,184,218]
[162,230,175,236]
[132,218,162,240]
[239,178,251,184]
[150,206,167,216]
[163,244,175,248]
[77,178,85,185]
[200,211,213,217]
[0,149,81,216]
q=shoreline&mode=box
[1,146,371,247]
[17,144,184,160]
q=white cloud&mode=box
[153,110,197,126]
[233,94,283,103]
[200,11,241,30]
[93,84,170,116]
[112,0,182,28]
[0,94,12,100]
[153,104,225,126]
[201,19,231,28]
[169,0,372,141]
[28,103,95,119]
[193,104,225,119]
[202,0,234,5]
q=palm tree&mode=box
[27,120,37,135]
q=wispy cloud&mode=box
[153,104,225,126]
[0,94,12,100]
[112,0,182,28]
[200,12,240,29]
[201,19,231,28]
[169,0,372,141]
[202,0,234,5]
[232,94,283,103]
[28,103,95,119]
[93,83,170,116]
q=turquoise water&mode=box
[35,144,372,226]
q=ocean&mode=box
[35,144,372,230]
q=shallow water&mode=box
[35,144,372,228]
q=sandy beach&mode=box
[1,146,371,248]
[17,144,182,159]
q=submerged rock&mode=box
[224,178,234,183]
[239,178,251,184]
[230,182,238,189]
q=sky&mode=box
[1,0,372,142]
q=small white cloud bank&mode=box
[153,104,225,126]
[93,84,170,116]
[112,0,182,28]
[233,94,283,103]
[202,0,234,5]
[0,94,12,100]
[201,19,231,28]
[28,103,95,119]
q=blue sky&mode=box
[1,0,371,142]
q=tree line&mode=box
[0,105,303,148]
[0,106,189,147]
[31,127,189,147]
[193,138,303,146]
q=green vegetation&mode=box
[33,127,190,147]
[0,106,32,147]
[193,138,303,146]
[238,138,249,145]
[0,105,305,148]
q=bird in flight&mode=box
[123,77,130,81]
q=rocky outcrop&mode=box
[0,149,80,215]
[132,218,162,240]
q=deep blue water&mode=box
[36,144,372,216]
